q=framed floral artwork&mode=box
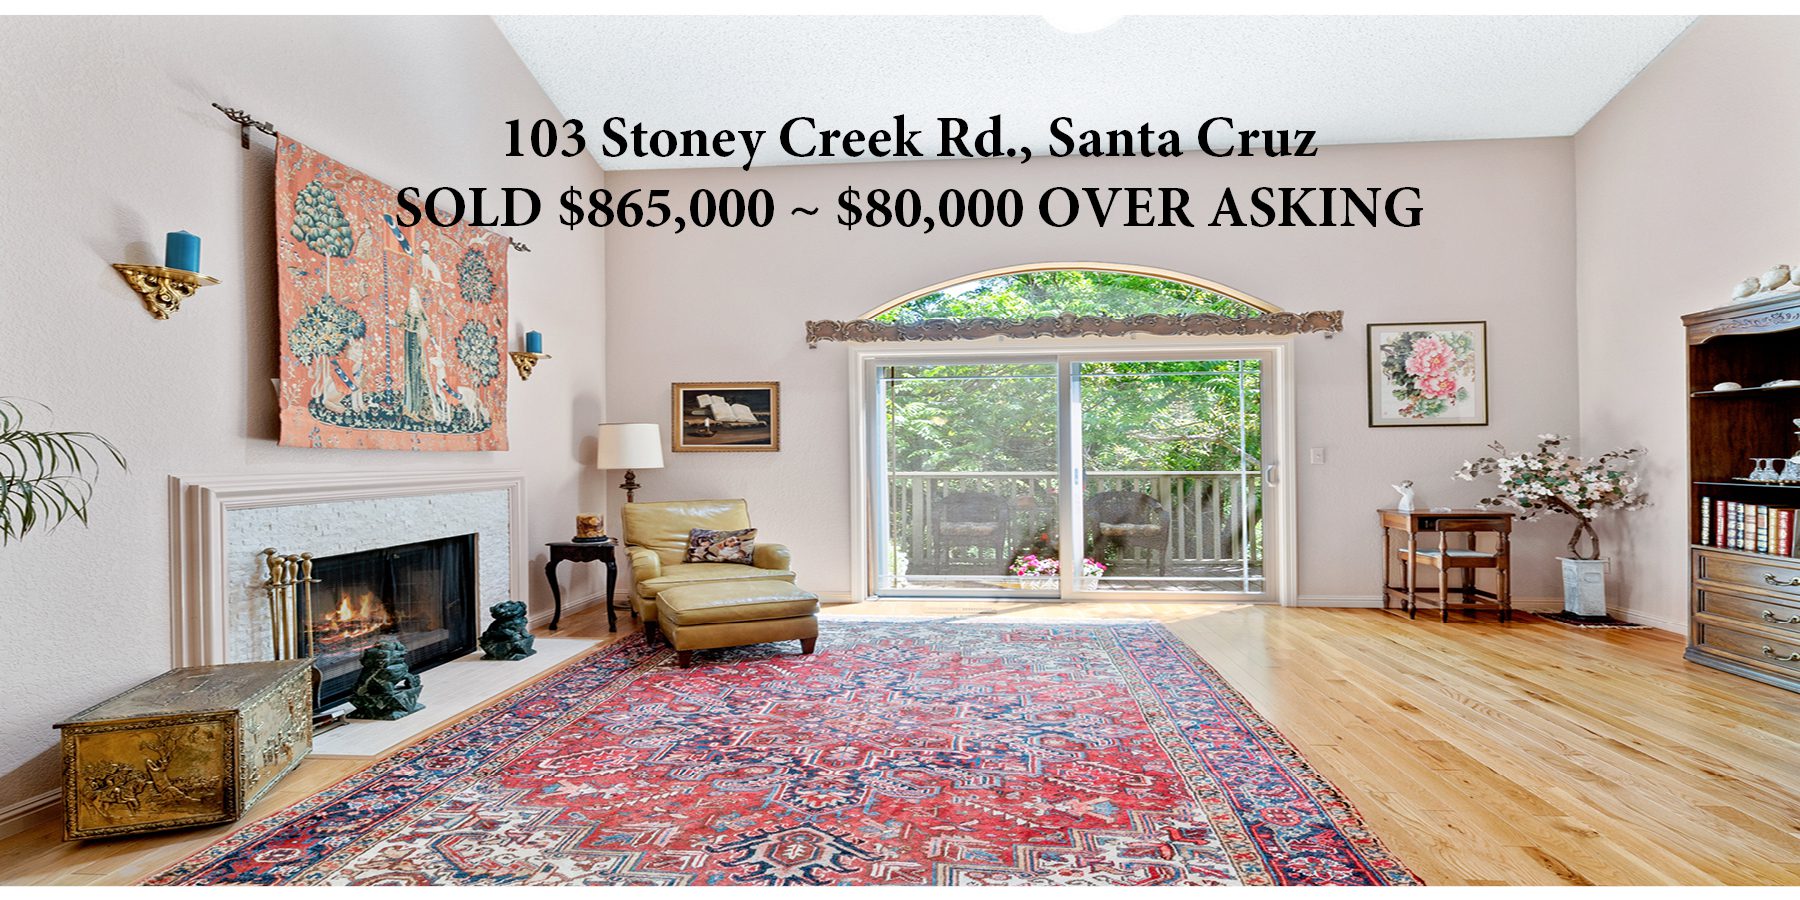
[1367,322,1488,427]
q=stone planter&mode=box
[1559,557,1611,617]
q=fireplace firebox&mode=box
[301,534,478,710]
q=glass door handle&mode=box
[1263,464,1279,485]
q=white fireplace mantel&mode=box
[168,469,528,668]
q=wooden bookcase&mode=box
[1683,291,1800,693]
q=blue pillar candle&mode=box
[525,330,543,354]
[165,231,201,273]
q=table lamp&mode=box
[596,423,664,503]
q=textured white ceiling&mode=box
[496,15,1694,171]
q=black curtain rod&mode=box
[212,102,531,253]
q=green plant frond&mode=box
[0,398,125,545]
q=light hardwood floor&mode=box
[3,601,1797,885]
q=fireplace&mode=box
[302,534,478,710]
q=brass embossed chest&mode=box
[54,660,313,840]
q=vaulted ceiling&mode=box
[498,15,1694,171]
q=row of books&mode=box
[1700,497,1799,556]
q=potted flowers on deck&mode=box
[1454,434,1647,619]
[1009,554,1107,591]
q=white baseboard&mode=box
[1292,594,1681,632]
[1600,605,1686,633]
[0,788,59,841]
[1508,597,1565,613]
[529,591,612,629]
[1295,595,1383,607]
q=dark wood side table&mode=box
[544,540,625,632]
[1379,508,1514,621]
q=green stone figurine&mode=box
[479,600,537,661]
[347,639,424,720]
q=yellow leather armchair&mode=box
[620,499,796,636]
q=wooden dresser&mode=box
[1683,292,1800,693]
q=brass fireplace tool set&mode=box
[260,548,318,661]
[259,548,344,730]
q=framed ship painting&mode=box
[671,382,780,452]
[1367,321,1488,427]
[275,138,509,451]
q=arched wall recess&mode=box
[804,262,1343,347]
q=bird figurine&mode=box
[1734,276,1762,300]
[1392,480,1416,512]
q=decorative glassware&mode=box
[1748,458,1778,482]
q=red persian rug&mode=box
[146,618,1418,886]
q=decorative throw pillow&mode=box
[685,527,757,565]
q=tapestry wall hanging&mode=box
[276,138,508,451]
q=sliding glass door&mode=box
[1070,359,1263,596]
[870,350,1275,601]
[874,361,1060,595]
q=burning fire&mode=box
[314,591,393,649]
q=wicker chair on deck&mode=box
[1086,491,1171,576]
[929,492,1010,574]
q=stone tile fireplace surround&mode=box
[168,470,527,668]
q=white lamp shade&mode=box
[595,423,664,470]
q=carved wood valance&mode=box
[804,310,1343,348]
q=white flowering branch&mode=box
[1453,433,1647,560]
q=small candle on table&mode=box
[165,231,201,273]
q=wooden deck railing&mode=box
[885,470,1262,574]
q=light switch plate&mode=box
[1309,447,1326,464]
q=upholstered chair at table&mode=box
[620,499,797,642]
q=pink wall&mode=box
[0,17,607,816]
[604,138,1580,606]
[1574,16,1800,631]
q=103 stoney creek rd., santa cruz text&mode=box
[388,117,1423,232]
[505,115,1323,170]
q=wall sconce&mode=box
[115,231,219,319]
[113,265,220,320]
[509,350,551,380]
[510,329,549,380]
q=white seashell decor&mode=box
[1760,264,1792,292]
[1732,264,1796,301]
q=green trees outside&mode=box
[882,361,1259,475]
[878,272,1262,476]
[873,270,1258,324]
[877,271,1265,576]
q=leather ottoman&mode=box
[654,580,819,667]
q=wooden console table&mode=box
[544,540,624,632]
[1379,508,1514,621]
